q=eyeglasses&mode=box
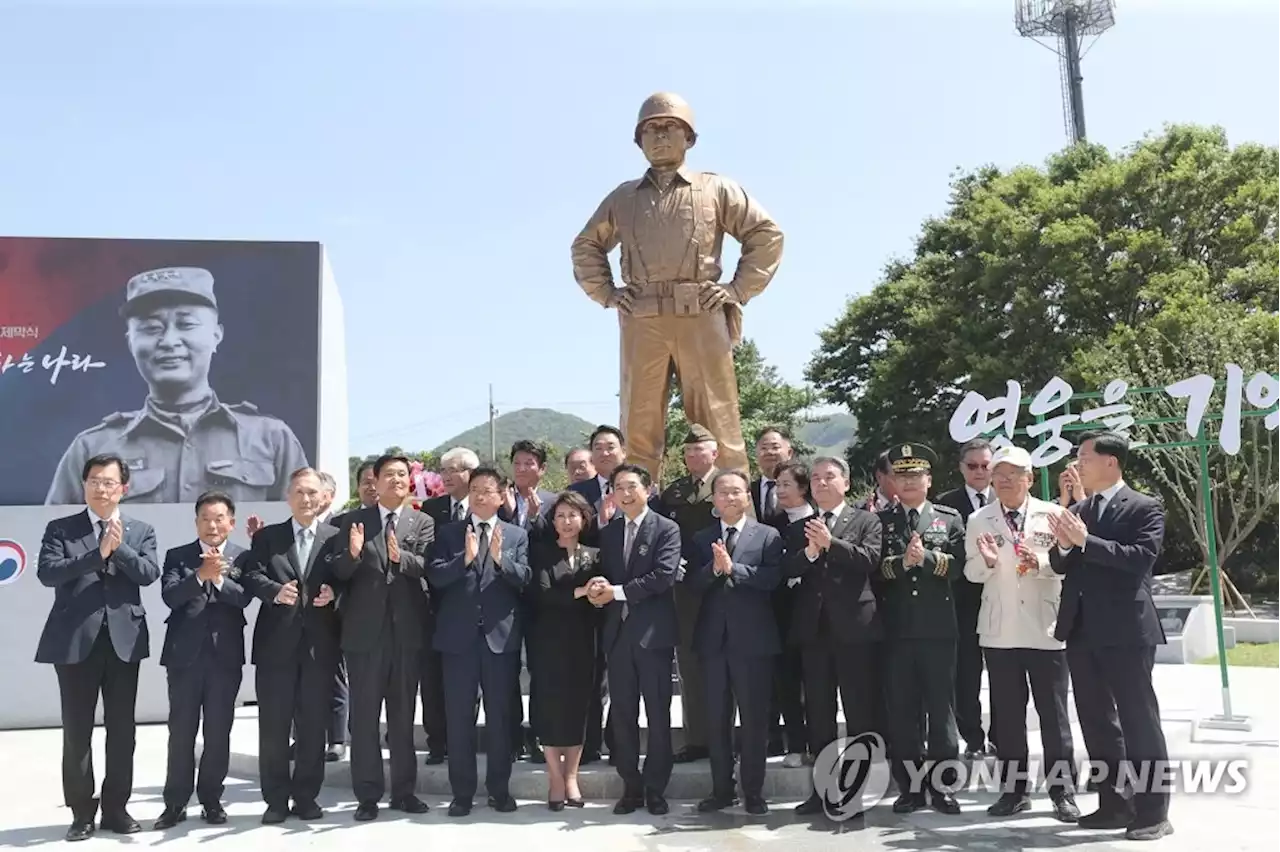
[86,478,121,490]
[964,462,989,471]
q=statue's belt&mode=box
[626,280,714,318]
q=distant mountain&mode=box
[431,407,598,460]
[798,412,857,458]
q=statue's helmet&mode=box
[634,92,697,146]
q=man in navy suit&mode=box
[689,469,783,815]
[240,468,342,825]
[428,465,531,817]
[585,463,681,816]
[500,440,559,762]
[153,491,251,830]
[1049,431,1172,842]
[35,452,161,842]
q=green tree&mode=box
[806,124,1278,491]
[1074,299,1278,596]
[661,338,819,486]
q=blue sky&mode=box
[2,0,1276,457]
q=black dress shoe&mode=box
[488,795,518,813]
[613,795,643,815]
[547,800,565,812]
[292,801,324,820]
[153,807,187,830]
[672,746,708,763]
[744,796,769,815]
[794,793,824,815]
[65,819,95,842]
[892,792,927,814]
[697,795,739,812]
[100,810,141,834]
[391,796,430,814]
[1126,819,1174,841]
[566,798,585,808]
[447,799,472,817]
[931,791,961,814]
[987,793,1031,817]
[424,750,445,766]
[1078,805,1135,830]
[261,807,289,825]
[354,802,379,821]
[326,744,346,762]
[1050,793,1080,823]
[766,739,786,757]
[646,794,669,816]
[201,804,228,825]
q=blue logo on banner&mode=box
[0,540,27,586]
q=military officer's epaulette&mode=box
[931,503,961,518]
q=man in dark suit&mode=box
[241,467,342,824]
[500,440,558,762]
[750,426,798,758]
[877,443,965,815]
[35,453,161,842]
[785,456,884,818]
[1049,431,1172,842]
[689,470,783,815]
[935,438,997,759]
[584,463,682,816]
[569,425,629,762]
[427,465,532,817]
[332,454,434,820]
[154,491,251,830]
[417,446,479,765]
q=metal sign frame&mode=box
[991,379,1278,733]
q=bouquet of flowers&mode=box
[409,461,447,511]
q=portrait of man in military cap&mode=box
[45,266,310,505]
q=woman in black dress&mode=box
[530,491,602,810]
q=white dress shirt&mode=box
[612,507,650,601]
[967,485,994,512]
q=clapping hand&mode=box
[349,523,365,559]
[465,525,479,566]
[1047,510,1087,549]
[275,579,299,606]
[99,518,123,559]
[314,584,335,607]
[504,486,518,518]
[490,524,504,564]
[804,517,832,551]
[246,514,266,537]
[976,532,1000,567]
[387,526,401,564]
[712,540,732,576]
[1015,543,1040,575]
[600,492,617,524]
[586,576,614,607]
[526,488,542,516]
[198,549,223,582]
[904,532,925,567]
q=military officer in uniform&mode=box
[654,423,720,763]
[572,93,784,480]
[876,443,965,815]
[46,267,310,505]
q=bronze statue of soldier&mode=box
[571,93,784,480]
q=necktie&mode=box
[452,502,465,522]
[296,528,312,576]
[624,520,637,562]
[386,512,397,543]
[516,494,527,527]
[908,508,919,529]
[823,510,835,529]
[1005,510,1023,546]
[724,525,738,557]
[976,492,987,508]
[763,480,777,516]
[1094,494,1107,521]
[206,549,220,598]
[476,522,490,570]
[97,520,107,541]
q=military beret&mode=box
[888,442,938,473]
[120,267,218,317]
[683,423,717,445]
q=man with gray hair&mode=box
[316,472,338,524]
[417,447,481,764]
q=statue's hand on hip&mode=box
[606,285,637,314]
[698,283,735,310]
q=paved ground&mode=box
[0,664,1274,851]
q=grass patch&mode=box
[1197,642,1279,668]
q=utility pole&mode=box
[488,384,497,463]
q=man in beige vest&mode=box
[572,92,784,480]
